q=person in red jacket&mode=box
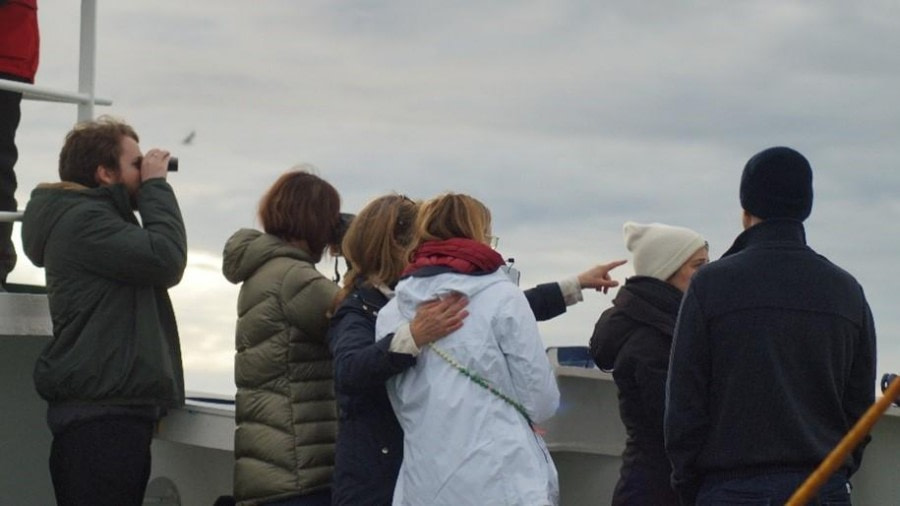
[0,0,40,288]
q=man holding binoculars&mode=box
[20,116,187,506]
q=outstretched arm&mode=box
[523,259,627,321]
[576,260,627,294]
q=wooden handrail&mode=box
[786,375,900,505]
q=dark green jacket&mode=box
[223,229,338,505]
[21,180,187,408]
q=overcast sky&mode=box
[9,0,899,394]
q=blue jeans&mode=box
[697,471,851,505]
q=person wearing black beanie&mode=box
[665,147,877,505]
[739,146,813,221]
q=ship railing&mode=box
[0,0,111,122]
[1,0,110,267]
[0,212,23,223]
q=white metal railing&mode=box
[0,212,24,223]
[0,79,111,113]
[0,0,109,227]
[0,0,109,122]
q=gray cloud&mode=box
[12,0,899,393]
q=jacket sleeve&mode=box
[845,293,877,475]
[495,289,560,424]
[523,282,567,322]
[70,180,187,287]
[664,287,710,506]
[328,305,416,394]
[588,308,616,371]
[282,266,339,345]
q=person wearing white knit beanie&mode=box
[589,221,707,505]
[623,221,708,292]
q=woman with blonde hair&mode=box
[374,193,561,506]
[222,169,343,506]
[329,193,625,505]
[328,194,466,506]
[590,221,709,506]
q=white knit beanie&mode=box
[623,221,707,282]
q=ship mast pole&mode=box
[78,0,98,122]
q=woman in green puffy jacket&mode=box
[222,169,343,506]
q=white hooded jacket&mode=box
[376,268,560,506]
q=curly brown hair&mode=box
[58,115,139,187]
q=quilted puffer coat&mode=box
[223,228,339,505]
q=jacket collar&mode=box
[348,278,391,315]
[721,218,807,258]
[34,181,136,220]
[613,276,683,336]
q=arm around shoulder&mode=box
[328,304,416,393]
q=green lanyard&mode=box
[429,344,535,428]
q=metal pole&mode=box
[77,0,98,122]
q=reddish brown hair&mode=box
[258,169,341,260]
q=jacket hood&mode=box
[394,268,508,321]
[221,228,317,283]
[591,276,683,371]
[22,182,132,267]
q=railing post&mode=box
[77,0,98,122]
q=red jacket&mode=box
[0,0,40,82]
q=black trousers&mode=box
[49,416,155,506]
[0,75,24,282]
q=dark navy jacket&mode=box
[328,280,566,506]
[664,219,877,505]
[590,276,682,505]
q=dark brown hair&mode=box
[258,168,341,260]
[58,115,139,187]
[334,194,418,306]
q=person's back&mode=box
[375,192,560,506]
[591,222,708,506]
[665,147,876,505]
[682,220,872,471]
[377,269,559,506]
[222,170,342,506]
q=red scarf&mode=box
[403,238,505,277]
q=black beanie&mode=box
[740,146,813,221]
